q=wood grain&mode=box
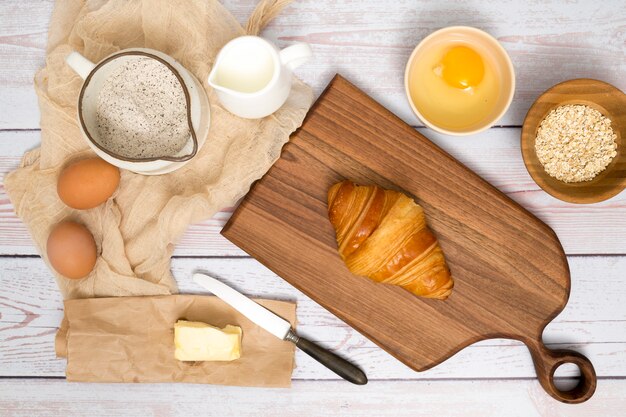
[1,130,625,256]
[0,0,52,129]
[1,0,625,128]
[1,0,626,412]
[1,379,625,417]
[1,256,625,379]
[223,76,597,402]
[521,79,626,203]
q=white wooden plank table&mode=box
[0,1,625,415]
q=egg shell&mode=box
[57,158,120,210]
[46,221,97,280]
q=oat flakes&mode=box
[534,104,617,183]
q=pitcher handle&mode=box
[279,43,313,72]
[66,52,96,80]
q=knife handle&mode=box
[288,331,367,385]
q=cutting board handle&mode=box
[525,338,596,404]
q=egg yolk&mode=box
[438,46,485,89]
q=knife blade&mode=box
[193,272,291,340]
[192,272,367,385]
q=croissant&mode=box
[327,180,453,300]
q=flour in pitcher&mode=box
[95,57,190,159]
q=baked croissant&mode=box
[327,180,453,300]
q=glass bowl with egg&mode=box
[404,26,515,136]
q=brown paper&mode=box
[3,0,313,299]
[56,295,296,387]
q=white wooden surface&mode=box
[0,0,625,415]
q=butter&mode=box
[174,320,242,362]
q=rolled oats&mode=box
[535,104,618,183]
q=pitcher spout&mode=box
[207,66,225,92]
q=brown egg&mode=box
[57,158,120,210]
[46,221,97,280]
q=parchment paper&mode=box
[56,295,297,387]
[3,0,313,299]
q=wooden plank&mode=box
[0,0,53,129]
[0,378,625,417]
[1,0,625,128]
[1,256,625,379]
[1,130,625,256]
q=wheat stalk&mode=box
[245,0,293,35]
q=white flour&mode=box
[95,57,189,159]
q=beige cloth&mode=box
[4,0,313,299]
[55,295,297,387]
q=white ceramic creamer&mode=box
[208,36,312,119]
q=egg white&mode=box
[408,41,502,132]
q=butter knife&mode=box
[193,273,367,385]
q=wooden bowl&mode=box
[521,79,626,204]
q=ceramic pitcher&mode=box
[65,48,210,175]
[208,36,312,119]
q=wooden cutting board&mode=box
[222,75,596,403]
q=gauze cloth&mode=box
[4,0,313,298]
